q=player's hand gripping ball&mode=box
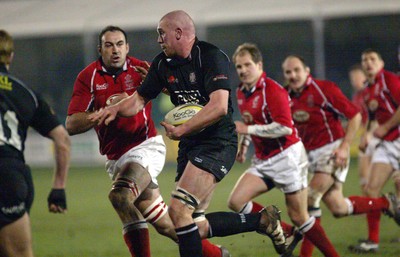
[106,92,129,106]
[164,103,203,126]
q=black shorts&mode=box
[175,138,238,182]
[0,158,34,228]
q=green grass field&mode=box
[30,160,400,257]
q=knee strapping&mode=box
[308,188,323,208]
[111,177,140,198]
[171,187,200,210]
[143,196,168,224]
[192,210,206,223]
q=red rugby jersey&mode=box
[67,57,157,160]
[352,86,369,126]
[236,72,300,159]
[289,76,359,151]
[364,69,400,141]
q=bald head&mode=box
[157,10,196,58]
[161,10,196,36]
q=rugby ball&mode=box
[106,92,129,106]
[164,103,203,126]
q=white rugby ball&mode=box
[164,103,203,126]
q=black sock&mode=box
[206,211,261,237]
[175,223,202,257]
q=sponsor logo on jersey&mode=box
[368,99,379,112]
[241,111,253,124]
[189,72,196,84]
[292,110,310,122]
[0,75,12,91]
[168,75,178,84]
[96,83,109,90]
[124,74,135,90]
[176,90,203,105]
[252,95,260,109]
[212,74,228,81]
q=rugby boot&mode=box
[384,192,400,225]
[257,205,286,254]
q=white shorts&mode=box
[245,141,308,194]
[105,135,166,185]
[363,136,381,157]
[372,137,400,170]
[308,139,349,183]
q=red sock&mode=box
[251,201,264,213]
[299,217,319,257]
[367,211,381,243]
[301,217,339,257]
[348,196,389,214]
[202,239,222,257]
[281,221,294,237]
[123,228,151,257]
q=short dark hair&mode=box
[284,54,308,68]
[232,43,263,64]
[361,48,382,60]
[98,25,128,47]
[0,30,14,64]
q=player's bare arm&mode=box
[161,89,229,139]
[234,120,292,138]
[47,125,71,214]
[333,112,361,168]
[66,112,97,135]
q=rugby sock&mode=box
[347,196,389,214]
[367,211,381,243]
[206,212,260,237]
[176,223,202,257]
[299,216,339,257]
[299,217,319,257]
[201,239,222,257]
[280,221,294,237]
[123,221,150,257]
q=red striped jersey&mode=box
[364,69,400,141]
[67,57,157,160]
[236,72,300,159]
[289,76,359,151]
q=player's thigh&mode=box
[176,161,217,211]
[367,163,393,197]
[322,182,347,214]
[308,172,335,195]
[0,213,33,257]
[228,172,268,207]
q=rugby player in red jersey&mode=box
[282,54,398,255]
[228,43,339,257]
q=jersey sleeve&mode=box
[324,81,360,119]
[202,48,232,95]
[265,82,294,127]
[385,72,400,105]
[67,69,94,115]
[30,95,61,136]
[137,57,165,100]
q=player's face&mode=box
[349,69,366,92]
[282,57,309,91]
[361,52,384,79]
[157,19,177,57]
[99,31,129,69]
[234,52,263,88]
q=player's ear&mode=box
[175,28,182,40]
[126,43,130,54]
[97,45,102,55]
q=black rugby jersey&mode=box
[138,39,237,142]
[0,64,60,159]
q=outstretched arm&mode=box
[88,91,147,126]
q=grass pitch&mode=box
[30,160,399,257]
